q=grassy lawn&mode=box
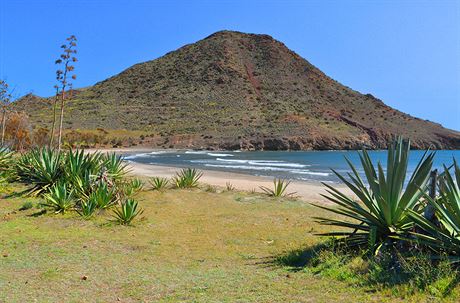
[0,184,457,302]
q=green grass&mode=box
[1,183,459,302]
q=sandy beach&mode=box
[86,148,353,204]
[85,148,355,203]
[130,162,355,204]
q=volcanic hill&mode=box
[13,30,460,150]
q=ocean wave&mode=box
[123,153,149,160]
[290,170,330,176]
[215,158,248,163]
[204,164,291,172]
[207,153,234,157]
[185,150,208,154]
[298,177,335,183]
[215,158,309,168]
[149,151,170,155]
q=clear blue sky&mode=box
[1,0,459,130]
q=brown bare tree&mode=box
[55,35,77,151]
[0,80,12,147]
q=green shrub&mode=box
[113,198,144,225]
[276,241,457,299]
[173,168,203,188]
[149,176,169,191]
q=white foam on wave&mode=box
[124,150,171,160]
[185,150,208,154]
[215,158,248,164]
[215,158,309,168]
[207,153,234,157]
[189,160,213,164]
[149,151,170,155]
[204,164,291,172]
[290,170,330,176]
[204,164,328,178]
[123,153,149,160]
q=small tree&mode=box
[5,111,31,150]
[0,80,12,146]
[55,35,77,151]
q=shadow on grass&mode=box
[271,242,330,270]
[2,187,30,199]
[252,242,332,272]
[28,209,47,217]
[263,241,460,298]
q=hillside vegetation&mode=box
[13,30,460,150]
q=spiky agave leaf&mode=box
[88,181,117,209]
[64,149,102,180]
[122,178,144,197]
[406,159,460,262]
[173,168,203,188]
[76,198,98,219]
[112,198,144,225]
[0,147,15,183]
[149,176,169,191]
[0,147,13,168]
[102,153,129,181]
[260,178,295,197]
[314,137,434,252]
[16,148,64,196]
[42,181,74,214]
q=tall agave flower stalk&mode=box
[314,137,434,254]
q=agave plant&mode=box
[314,137,434,253]
[71,171,94,201]
[122,178,144,197]
[0,147,14,183]
[408,160,460,261]
[42,181,74,214]
[102,153,129,181]
[113,198,144,225]
[64,149,102,181]
[76,198,98,219]
[89,182,116,209]
[16,148,63,195]
[0,147,13,168]
[173,168,203,188]
[149,176,169,191]
[260,179,295,197]
[226,182,235,191]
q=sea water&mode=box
[122,150,460,183]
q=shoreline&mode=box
[86,147,354,204]
[127,162,352,204]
